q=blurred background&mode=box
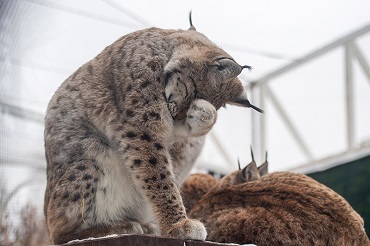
[1,0,370,244]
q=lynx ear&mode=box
[241,146,260,181]
[188,11,196,31]
[258,151,269,176]
[211,58,243,81]
[258,162,268,176]
[241,160,260,182]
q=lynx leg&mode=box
[120,130,206,240]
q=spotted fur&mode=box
[44,24,260,244]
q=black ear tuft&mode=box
[188,11,196,31]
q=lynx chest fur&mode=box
[44,25,260,244]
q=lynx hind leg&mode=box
[174,99,217,137]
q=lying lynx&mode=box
[44,16,262,244]
[182,157,369,245]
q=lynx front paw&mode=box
[173,99,217,138]
[186,99,217,137]
[166,219,207,240]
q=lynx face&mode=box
[164,31,261,120]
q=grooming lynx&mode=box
[44,18,262,244]
[181,158,369,245]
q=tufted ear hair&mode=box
[188,11,196,31]
[236,147,261,182]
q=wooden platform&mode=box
[63,234,241,246]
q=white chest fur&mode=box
[94,151,154,225]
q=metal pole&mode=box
[345,43,355,149]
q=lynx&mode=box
[181,157,369,245]
[43,16,262,244]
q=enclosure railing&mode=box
[243,23,370,172]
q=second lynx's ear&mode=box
[258,152,269,177]
[241,161,260,182]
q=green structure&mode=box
[308,154,370,236]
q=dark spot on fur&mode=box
[141,133,152,142]
[136,175,140,179]
[86,183,91,189]
[147,185,152,190]
[126,84,132,92]
[91,188,95,194]
[76,165,86,171]
[154,143,163,150]
[126,131,137,138]
[83,174,92,180]
[149,112,160,120]
[84,192,90,199]
[134,159,142,165]
[126,109,134,117]
[149,158,158,166]
[68,174,76,181]
[143,113,149,122]
[160,173,166,180]
[132,99,138,105]
[152,176,157,182]
[141,80,150,88]
[147,60,157,72]
[62,192,69,199]
[72,193,81,202]
[93,178,98,183]
[163,185,168,190]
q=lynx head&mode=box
[164,14,263,120]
